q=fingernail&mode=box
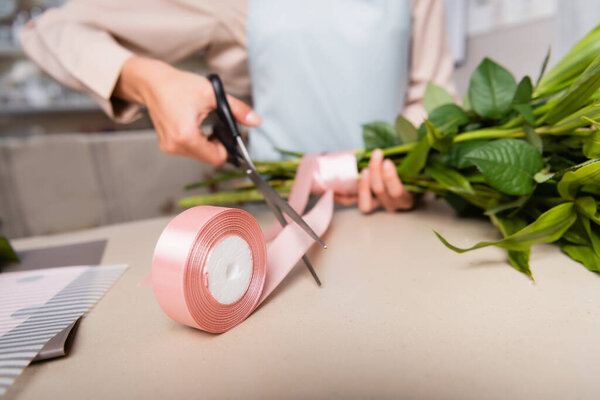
[361,168,369,178]
[374,149,383,159]
[246,111,260,124]
[384,159,394,170]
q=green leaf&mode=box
[557,159,600,200]
[536,47,551,86]
[491,215,528,237]
[513,76,533,105]
[435,202,577,253]
[442,140,488,169]
[394,115,419,144]
[462,92,471,111]
[491,214,534,279]
[398,137,430,179]
[424,82,455,114]
[575,196,600,224]
[507,249,533,278]
[427,104,470,135]
[512,77,536,126]
[484,195,529,216]
[464,138,544,195]
[425,120,453,153]
[513,104,536,126]
[444,192,483,216]
[536,24,600,97]
[468,58,517,119]
[563,221,590,245]
[0,236,19,266]
[426,158,475,195]
[583,129,600,159]
[562,244,600,272]
[542,54,600,124]
[581,216,600,256]
[524,124,543,154]
[538,104,600,135]
[362,121,400,151]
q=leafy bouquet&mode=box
[181,25,600,279]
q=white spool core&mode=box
[205,235,253,305]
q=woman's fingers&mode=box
[368,149,396,212]
[382,159,414,210]
[358,168,380,213]
[357,149,415,214]
[156,116,228,166]
[187,134,228,166]
[382,159,402,197]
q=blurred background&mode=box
[0,0,598,238]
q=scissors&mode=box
[208,74,326,286]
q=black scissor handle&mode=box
[208,74,242,164]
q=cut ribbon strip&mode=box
[151,151,358,333]
[264,151,358,240]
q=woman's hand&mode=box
[114,56,261,166]
[336,149,414,213]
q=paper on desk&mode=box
[0,264,127,397]
[1,240,108,362]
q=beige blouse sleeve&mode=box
[19,0,249,123]
[404,0,457,126]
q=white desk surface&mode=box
[6,199,600,399]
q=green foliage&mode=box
[536,24,600,97]
[428,104,470,134]
[436,203,577,252]
[426,158,475,196]
[512,77,535,125]
[491,215,532,278]
[181,24,600,280]
[395,115,419,144]
[464,139,543,195]
[557,160,600,200]
[362,121,400,151]
[468,58,517,119]
[543,54,600,124]
[0,236,19,268]
[583,122,600,159]
[424,82,455,114]
[442,140,487,169]
[397,137,430,179]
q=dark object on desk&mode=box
[3,240,107,272]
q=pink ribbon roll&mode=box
[152,193,333,333]
[151,152,357,333]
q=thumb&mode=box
[227,95,261,127]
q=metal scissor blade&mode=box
[262,196,322,286]
[243,167,327,249]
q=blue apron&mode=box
[247,0,411,160]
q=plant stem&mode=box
[179,182,294,207]
[185,170,246,190]
[454,127,524,142]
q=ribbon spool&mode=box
[151,152,356,333]
[152,207,267,333]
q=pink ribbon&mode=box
[151,151,358,333]
[264,151,358,240]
